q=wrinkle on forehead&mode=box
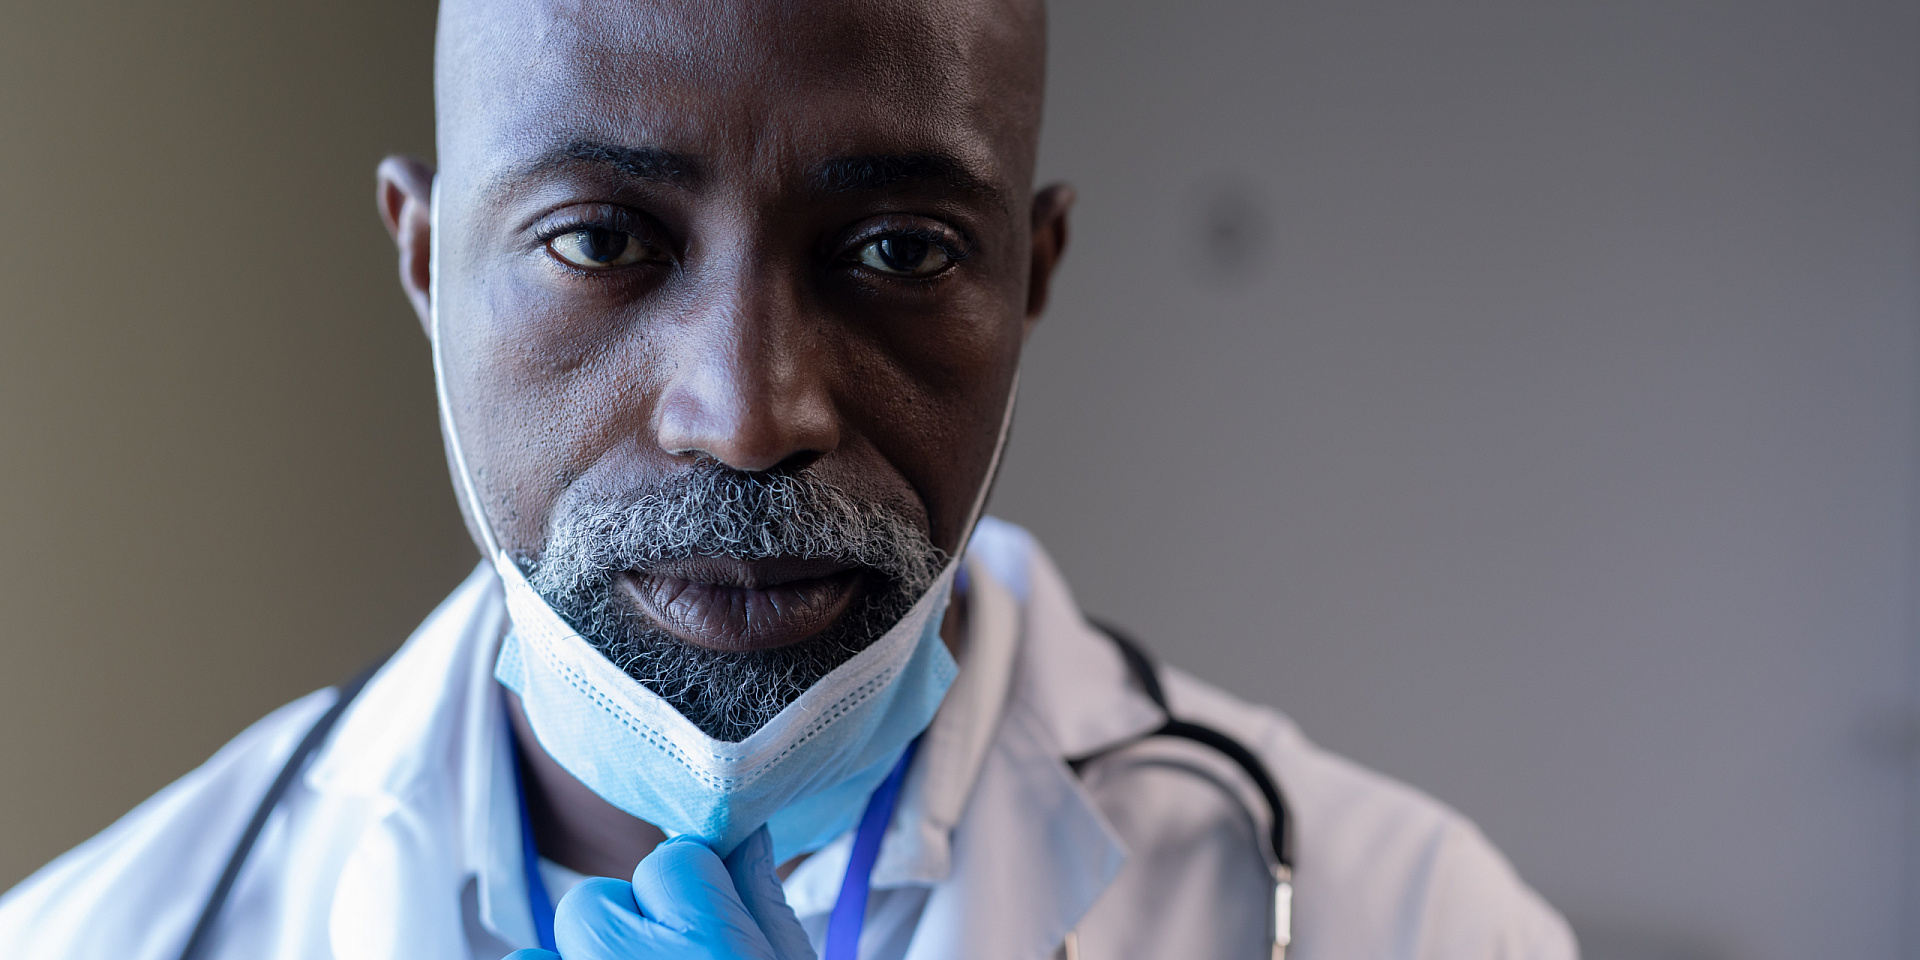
[434,0,1045,194]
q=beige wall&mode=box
[0,1,473,886]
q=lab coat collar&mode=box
[1008,532,1167,759]
[293,519,1164,959]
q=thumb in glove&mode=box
[722,825,816,960]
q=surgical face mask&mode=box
[427,185,1014,858]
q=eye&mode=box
[547,227,658,269]
[853,235,954,278]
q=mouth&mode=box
[618,556,867,652]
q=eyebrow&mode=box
[500,142,1001,208]
[808,153,1001,203]
[514,138,705,186]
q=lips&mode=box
[618,557,865,652]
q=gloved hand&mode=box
[501,825,814,960]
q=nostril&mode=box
[662,446,814,474]
[770,450,825,474]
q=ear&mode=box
[1022,183,1075,338]
[376,155,437,335]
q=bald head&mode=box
[432,0,1048,207]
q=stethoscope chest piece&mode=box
[1272,866,1293,959]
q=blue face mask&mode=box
[428,185,1007,860]
[491,556,957,859]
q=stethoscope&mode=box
[178,622,1294,960]
[1068,621,1295,960]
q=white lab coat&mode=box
[0,519,1575,960]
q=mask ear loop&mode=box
[427,179,504,562]
[951,372,1019,563]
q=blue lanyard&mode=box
[822,737,920,960]
[511,733,560,952]
[514,735,922,959]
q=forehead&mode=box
[437,0,1038,199]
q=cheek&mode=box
[448,280,669,552]
[845,310,1023,555]
[907,374,1020,557]
[482,264,640,376]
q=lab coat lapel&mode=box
[902,702,1124,960]
[898,524,1164,960]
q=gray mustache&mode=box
[529,465,943,598]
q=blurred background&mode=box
[1,1,1914,958]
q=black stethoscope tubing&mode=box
[176,656,385,960]
[1073,621,1294,871]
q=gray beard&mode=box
[525,463,945,742]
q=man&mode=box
[0,0,1576,957]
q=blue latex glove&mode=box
[502,826,814,960]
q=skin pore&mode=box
[377,0,1066,879]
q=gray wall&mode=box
[999,2,1920,959]
[3,3,1916,959]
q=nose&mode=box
[652,272,840,473]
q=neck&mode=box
[506,578,970,880]
[507,690,667,879]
